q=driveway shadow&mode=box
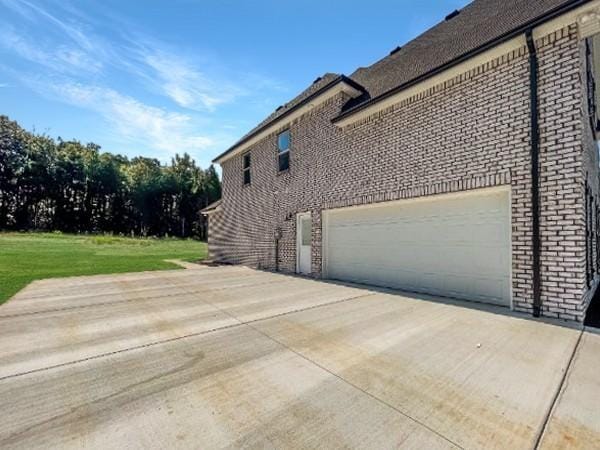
[262,269,585,332]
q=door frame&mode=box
[296,211,312,274]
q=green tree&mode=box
[168,153,201,237]
[0,115,222,239]
[126,157,165,236]
[0,116,26,228]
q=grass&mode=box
[0,232,207,305]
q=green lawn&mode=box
[0,232,207,305]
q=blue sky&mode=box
[0,0,469,168]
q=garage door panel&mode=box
[329,220,507,247]
[328,262,509,306]
[325,189,511,306]
[329,243,506,276]
[328,251,506,278]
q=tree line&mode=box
[0,115,221,239]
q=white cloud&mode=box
[43,81,215,156]
[0,2,276,111]
[0,27,55,67]
[3,0,98,52]
[1,0,254,111]
[0,26,103,74]
[56,46,102,71]
[0,0,285,162]
[141,49,244,112]
[0,0,285,111]
[0,0,36,21]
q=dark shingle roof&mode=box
[240,73,341,141]
[214,74,366,162]
[213,73,341,162]
[349,0,582,100]
[215,0,586,162]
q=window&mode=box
[277,130,290,172]
[301,216,311,246]
[243,152,251,185]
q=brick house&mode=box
[204,0,600,322]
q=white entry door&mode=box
[323,188,512,306]
[296,212,312,274]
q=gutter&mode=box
[332,0,589,124]
[212,75,367,163]
[526,29,542,318]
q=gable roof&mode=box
[200,199,222,215]
[214,0,588,163]
[240,73,341,142]
[212,74,365,162]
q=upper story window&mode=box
[277,130,290,172]
[242,152,251,185]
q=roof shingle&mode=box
[349,0,580,100]
[235,73,341,144]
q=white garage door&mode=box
[323,188,511,306]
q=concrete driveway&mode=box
[0,265,598,449]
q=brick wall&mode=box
[210,24,600,322]
[206,208,227,261]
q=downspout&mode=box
[526,30,542,318]
[275,238,280,272]
[275,227,282,272]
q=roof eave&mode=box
[200,199,223,215]
[201,206,222,216]
[213,75,366,164]
[332,0,591,126]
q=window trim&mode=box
[277,129,291,173]
[242,151,251,186]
